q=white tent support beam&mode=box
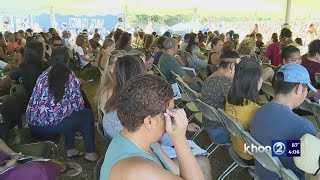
[285,0,291,24]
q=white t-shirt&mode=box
[114,22,123,31]
[75,46,90,67]
[180,41,188,51]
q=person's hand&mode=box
[164,108,188,141]
[187,123,201,132]
[5,154,19,168]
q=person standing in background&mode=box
[114,17,124,31]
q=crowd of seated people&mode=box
[0,22,319,180]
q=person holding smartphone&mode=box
[0,139,82,179]
[100,74,204,180]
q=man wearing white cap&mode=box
[251,63,318,180]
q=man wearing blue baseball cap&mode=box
[250,63,318,180]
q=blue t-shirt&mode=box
[250,102,317,180]
[158,53,186,84]
[153,52,164,65]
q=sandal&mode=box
[61,162,82,177]
[83,156,100,163]
[66,151,85,160]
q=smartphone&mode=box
[17,156,32,164]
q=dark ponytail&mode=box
[48,47,71,103]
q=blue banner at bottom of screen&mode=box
[272,140,300,157]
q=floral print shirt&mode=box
[26,67,84,126]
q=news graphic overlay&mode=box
[272,140,300,157]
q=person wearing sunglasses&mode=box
[49,36,63,49]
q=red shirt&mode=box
[264,42,281,66]
[301,57,320,89]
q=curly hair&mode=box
[117,74,174,132]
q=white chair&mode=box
[217,109,255,180]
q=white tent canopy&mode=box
[1,0,320,18]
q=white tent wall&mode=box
[1,0,320,32]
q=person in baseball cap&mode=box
[250,62,318,180]
[276,62,317,93]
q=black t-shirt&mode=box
[89,39,101,49]
[256,40,264,49]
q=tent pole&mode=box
[285,0,291,24]
[124,3,128,30]
[50,0,55,29]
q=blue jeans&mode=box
[29,108,95,153]
[204,127,231,144]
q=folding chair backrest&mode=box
[178,50,189,66]
[261,81,275,98]
[180,80,201,102]
[315,73,320,84]
[280,168,300,180]
[299,98,312,113]
[217,108,244,138]
[195,99,221,123]
[180,50,195,68]
[152,64,167,80]
[171,71,186,93]
[94,155,105,180]
[310,102,320,128]
[241,131,283,176]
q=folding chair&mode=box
[299,98,312,113]
[241,131,282,176]
[171,71,199,113]
[315,73,320,84]
[217,109,255,180]
[11,141,58,159]
[280,168,300,180]
[241,131,299,180]
[94,155,105,180]
[151,64,167,80]
[195,99,230,157]
[261,81,275,101]
[178,50,194,68]
[309,102,320,129]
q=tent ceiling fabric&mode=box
[0,0,320,18]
